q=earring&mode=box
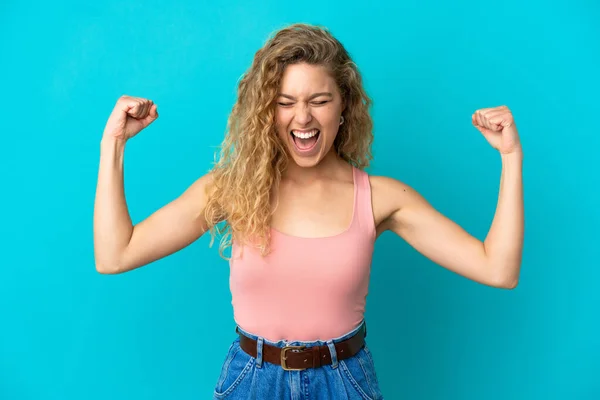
[339,116,344,125]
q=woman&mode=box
[94,23,524,399]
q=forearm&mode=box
[483,150,524,287]
[93,138,133,272]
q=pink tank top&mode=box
[228,166,376,342]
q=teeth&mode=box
[291,129,319,139]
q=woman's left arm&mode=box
[380,105,524,289]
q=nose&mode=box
[294,104,313,126]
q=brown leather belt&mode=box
[237,323,366,371]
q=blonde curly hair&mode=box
[204,23,374,259]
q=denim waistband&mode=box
[235,319,367,348]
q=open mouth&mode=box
[290,129,320,152]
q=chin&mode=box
[289,155,322,168]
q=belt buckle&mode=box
[280,345,306,371]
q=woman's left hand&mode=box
[472,105,522,155]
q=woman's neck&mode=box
[281,150,350,184]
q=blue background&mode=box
[1,0,598,399]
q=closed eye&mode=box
[277,101,329,107]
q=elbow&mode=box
[94,254,124,274]
[497,277,519,289]
[95,262,122,274]
[488,258,521,289]
[493,270,520,289]
[94,247,126,274]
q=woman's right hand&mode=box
[102,95,159,142]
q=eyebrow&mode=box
[277,92,333,101]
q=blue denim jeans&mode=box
[213,320,384,399]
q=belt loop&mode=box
[256,337,264,368]
[326,340,338,369]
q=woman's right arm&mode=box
[93,96,213,274]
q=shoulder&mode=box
[184,170,215,199]
[368,174,420,203]
[368,174,409,194]
[367,174,430,230]
[174,171,216,221]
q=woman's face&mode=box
[275,63,344,168]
